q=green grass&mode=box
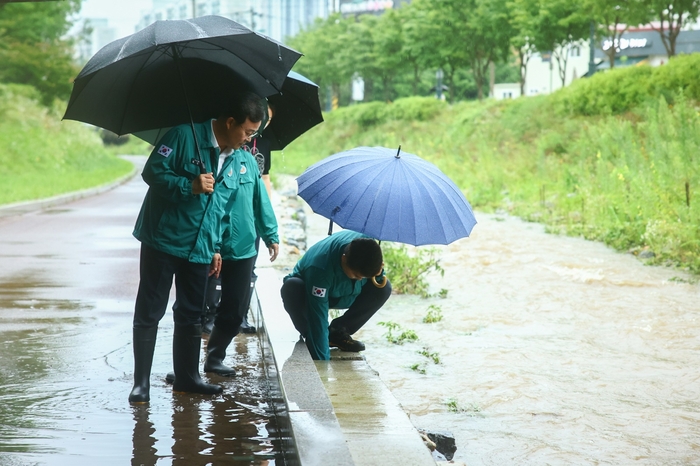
[0,83,133,205]
[278,58,700,274]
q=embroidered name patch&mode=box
[311,286,327,298]
[157,145,173,157]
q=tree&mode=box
[288,15,353,108]
[642,0,700,56]
[531,0,589,87]
[0,0,81,105]
[398,4,428,96]
[467,0,514,100]
[372,9,406,101]
[587,0,648,68]
[509,0,539,95]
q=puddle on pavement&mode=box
[0,275,288,465]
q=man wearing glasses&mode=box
[129,92,265,403]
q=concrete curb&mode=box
[0,155,141,217]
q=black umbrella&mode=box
[264,71,324,150]
[63,15,301,170]
[134,70,324,151]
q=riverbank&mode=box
[278,55,700,275]
[271,171,700,464]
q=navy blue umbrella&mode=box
[296,146,477,246]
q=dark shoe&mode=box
[328,327,365,352]
[165,372,175,384]
[239,313,256,334]
[172,324,223,395]
[203,325,237,376]
[129,326,158,403]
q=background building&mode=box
[521,27,700,97]
[135,0,406,43]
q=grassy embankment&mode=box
[0,84,133,205]
[278,54,700,275]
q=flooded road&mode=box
[0,157,285,465]
[353,213,700,465]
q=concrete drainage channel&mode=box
[252,180,440,466]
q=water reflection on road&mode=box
[356,213,700,465]
[0,161,284,465]
[0,312,281,465]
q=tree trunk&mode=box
[412,64,420,95]
[518,48,527,97]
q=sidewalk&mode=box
[255,177,437,465]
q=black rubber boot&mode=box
[201,308,215,335]
[239,312,256,334]
[128,326,158,403]
[172,323,223,395]
[203,325,237,376]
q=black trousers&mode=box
[133,244,209,328]
[280,277,392,337]
[214,256,257,333]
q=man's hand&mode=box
[268,243,279,262]
[192,173,215,194]
[209,253,222,278]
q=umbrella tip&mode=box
[395,145,401,158]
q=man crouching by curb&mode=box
[280,230,392,360]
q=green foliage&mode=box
[0,83,132,205]
[554,54,700,116]
[554,65,655,115]
[377,321,419,345]
[418,346,440,364]
[410,363,427,374]
[383,244,445,297]
[389,96,448,121]
[445,398,482,415]
[281,55,700,275]
[422,305,444,323]
[0,1,81,105]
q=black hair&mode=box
[345,238,383,277]
[220,91,265,124]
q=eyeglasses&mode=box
[245,130,258,139]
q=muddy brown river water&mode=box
[351,213,700,465]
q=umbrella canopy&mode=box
[63,15,301,136]
[264,71,324,150]
[134,70,324,150]
[296,146,477,246]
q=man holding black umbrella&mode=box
[128,92,266,404]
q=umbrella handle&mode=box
[372,274,388,288]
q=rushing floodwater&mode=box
[350,212,700,465]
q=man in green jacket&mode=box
[204,147,279,375]
[128,92,265,403]
[166,147,279,381]
[280,230,392,360]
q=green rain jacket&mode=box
[219,150,279,260]
[133,121,241,264]
[284,230,368,360]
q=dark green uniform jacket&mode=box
[133,121,241,264]
[219,150,279,260]
[285,230,368,360]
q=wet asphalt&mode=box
[0,157,284,465]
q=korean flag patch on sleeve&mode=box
[311,286,327,298]
[157,145,173,157]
